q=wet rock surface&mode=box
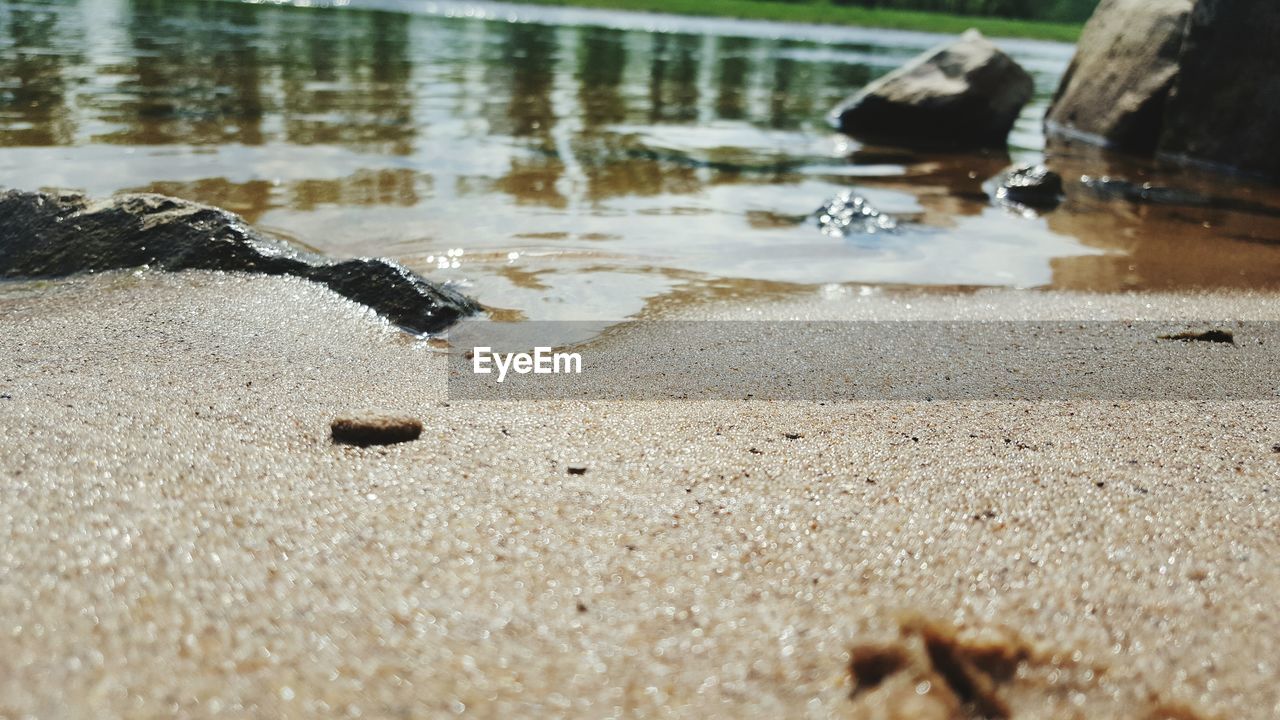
[1077,176,1280,220]
[1045,0,1192,154]
[1157,0,1280,180]
[1078,176,1207,207]
[0,189,478,334]
[830,30,1033,151]
[993,164,1064,211]
[1048,0,1280,180]
[816,191,899,237]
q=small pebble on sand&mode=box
[1158,329,1235,344]
[331,416,423,447]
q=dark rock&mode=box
[1156,0,1280,179]
[0,189,478,334]
[331,416,424,446]
[816,191,898,237]
[1077,175,1280,222]
[993,164,1064,211]
[1158,329,1234,344]
[1078,176,1209,207]
[1045,0,1192,154]
[1048,0,1280,181]
[830,30,1034,151]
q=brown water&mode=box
[3,0,1280,323]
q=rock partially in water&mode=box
[993,164,1065,211]
[0,189,478,334]
[1157,0,1280,180]
[1045,0,1192,154]
[1047,0,1280,180]
[816,191,899,238]
[1078,176,1207,206]
[830,30,1033,151]
[1078,175,1280,221]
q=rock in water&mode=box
[1047,0,1280,180]
[816,192,898,237]
[1045,0,1192,154]
[1078,176,1208,207]
[829,30,1033,150]
[1156,0,1280,179]
[993,164,1064,211]
[0,189,478,334]
[331,416,424,446]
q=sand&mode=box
[1,270,1278,719]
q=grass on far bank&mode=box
[514,0,1083,42]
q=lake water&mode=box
[3,0,1280,323]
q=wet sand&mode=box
[1,272,1278,719]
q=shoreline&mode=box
[2,271,1277,717]
[509,0,1084,42]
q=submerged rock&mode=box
[993,164,1064,211]
[1045,0,1192,154]
[816,191,899,237]
[1078,176,1207,207]
[0,189,478,334]
[1078,174,1280,220]
[830,30,1033,151]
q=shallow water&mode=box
[2,0,1280,323]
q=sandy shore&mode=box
[1,271,1278,719]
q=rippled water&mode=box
[3,0,1279,322]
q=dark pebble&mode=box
[1158,329,1234,344]
[331,416,423,447]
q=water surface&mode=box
[2,0,1279,323]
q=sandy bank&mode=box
[1,271,1277,719]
